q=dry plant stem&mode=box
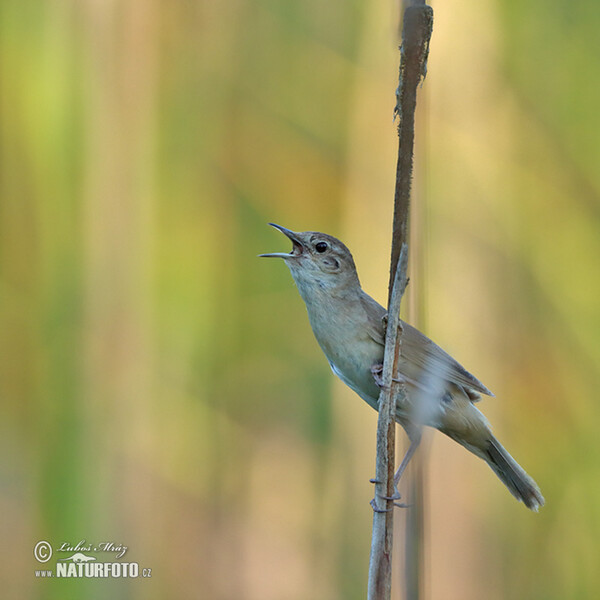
[367,244,408,600]
[368,4,433,600]
[388,4,434,300]
[395,8,432,600]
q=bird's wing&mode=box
[359,291,494,398]
[400,321,494,397]
[360,291,387,346]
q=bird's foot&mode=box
[371,363,384,387]
[382,493,410,508]
[372,364,410,389]
[370,479,409,509]
[370,498,392,513]
[380,486,402,502]
[370,496,409,511]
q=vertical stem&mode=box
[404,37,430,600]
[367,245,409,600]
[388,5,434,302]
[367,4,433,600]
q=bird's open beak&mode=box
[258,223,304,258]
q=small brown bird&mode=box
[260,224,544,511]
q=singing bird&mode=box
[260,224,544,511]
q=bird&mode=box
[260,223,544,511]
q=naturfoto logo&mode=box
[33,539,152,580]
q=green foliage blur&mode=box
[1,0,598,599]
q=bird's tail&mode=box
[485,435,544,511]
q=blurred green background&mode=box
[1,0,599,598]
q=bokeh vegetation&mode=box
[1,0,598,599]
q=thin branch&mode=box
[367,4,433,600]
[367,244,408,600]
[388,4,433,301]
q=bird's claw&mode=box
[370,498,392,513]
[371,364,384,387]
[382,489,411,508]
[370,496,409,511]
[371,479,408,510]
[380,482,403,501]
[380,491,402,502]
[373,365,409,389]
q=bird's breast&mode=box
[304,300,383,404]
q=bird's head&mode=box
[259,223,360,296]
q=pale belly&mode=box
[328,360,379,410]
[319,336,383,410]
[319,333,429,426]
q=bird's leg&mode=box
[393,436,420,487]
[370,364,420,507]
[380,430,421,504]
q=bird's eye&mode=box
[315,241,328,253]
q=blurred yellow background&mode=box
[1,0,599,599]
